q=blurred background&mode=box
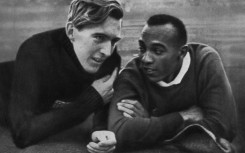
[0,0,245,152]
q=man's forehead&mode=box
[81,0,121,5]
[142,24,176,37]
[141,24,177,42]
[86,18,121,37]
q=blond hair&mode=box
[67,0,123,30]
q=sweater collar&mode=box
[157,52,191,87]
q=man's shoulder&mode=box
[32,28,65,37]
[119,57,142,80]
[27,28,65,44]
[21,28,64,46]
[121,57,140,73]
[18,28,66,55]
[187,42,221,62]
[16,28,66,65]
[188,42,219,56]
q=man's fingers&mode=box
[104,89,113,104]
[117,104,135,117]
[92,131,110,142]
[134,101,145,110]
[104,146,116,153]
[96,134,107,142]
[87,142,111,152]
[118,103,134,110]
[121,99,144,111]
[123,112,133,118]
[105,132,116,142]
[121,99,137,105]
[98,139,116,147]
[87,145,96,153]
[87,146,106,153]
[87,144,101,153]
[118,103,142,117]
[107,67,118,84]
[87,145,115,153]
[99,132,116,146]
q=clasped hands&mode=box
[117,99,204,122]
[87,131,116,153]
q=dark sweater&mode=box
[109,43,237,148]
[9,28,121,148]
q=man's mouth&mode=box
[92,57,105,64]
[143,67,156,74]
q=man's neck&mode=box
[163,60,183,83]
[157,52,191,87]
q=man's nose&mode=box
[142,52,153,64]
[100,42,112,57]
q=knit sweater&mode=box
[9,28,121,148]
[108,43,237,149]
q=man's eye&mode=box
[94,35,106,43]
[138,46,146,53]
[152,48,163,55]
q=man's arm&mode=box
[196,48,237,141]
[108,70,184,147]
[87,50,121,153]
[9,45,102,148]
[9,39,116,148]
[91,49,121,132]
[92,104,110,132]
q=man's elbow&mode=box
[13,136,32,148]
[11,127,34,148]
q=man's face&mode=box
[71,17,121,74]
[139,24,183,83]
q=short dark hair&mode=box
[146,14,187,47]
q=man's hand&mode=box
[92,68,118,104]
[179,106,203,122]
[117,99,149,118]
[87,131,116,153]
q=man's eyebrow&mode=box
[93,33,121,41]
[151,42,166,49]
[92,33,108,37]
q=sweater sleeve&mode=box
[92,48,121,132]
[108,70,184,148]
[9,38,103,148]
[197,47,237,141]
[92,104,110,132]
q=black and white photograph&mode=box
[0,0,244,153]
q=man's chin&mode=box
[146,76,159,83]
[84,66,100,74]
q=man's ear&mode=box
[179,45,188,60]
[66,22,74,42]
